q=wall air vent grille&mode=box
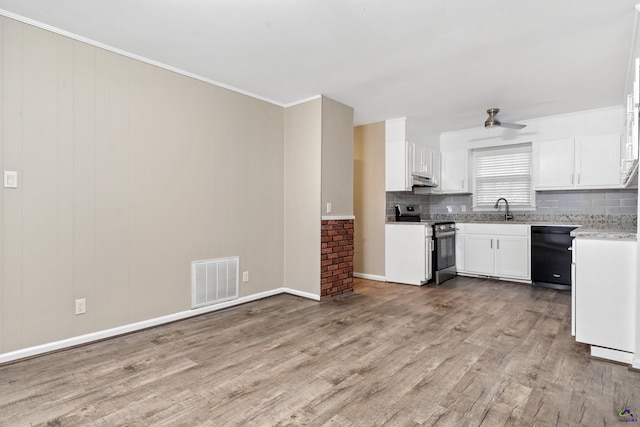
[191,257,239,309]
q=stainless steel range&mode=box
[432,222,456,284]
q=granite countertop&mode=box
[386,216,638,241]
[570,228,637,241]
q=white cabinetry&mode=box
[413,144,434,176]
[439,150,469,193]
[573,238,636,357]
[386,140,414,191]
[385,117,436,191]
[535,138,574,188]
[385,224,433,285]
[534,134,622,190]
[455,223,466,272]
[461,223,530,281]
[464,234,495,275]
[621,58,639,185]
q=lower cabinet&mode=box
[573,238,636,354]
[385,224,432,285]
[459,223,530,281]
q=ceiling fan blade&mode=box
[499,122,527,130]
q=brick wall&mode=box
[321,219,354,300]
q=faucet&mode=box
[494,198,513,221]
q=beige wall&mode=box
[353,122,386,278]
[283,96,354,296]
[0,17,285,353]
[321,97,354,216]
[284,99,322,296]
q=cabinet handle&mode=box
[577,171,580,184]
[490,239,493,249]
[571,172,574,185]
[497,239,500,250]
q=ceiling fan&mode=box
[484,108,526,130]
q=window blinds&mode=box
[473,144,533,208]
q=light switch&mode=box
[4,171,17,189]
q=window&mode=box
[472,143,535,210]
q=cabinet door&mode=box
[385,140,412,191]
[494,236,530,280]
[412,145,434,176]
[535,139,575,188]
[464,235,494,275]
[575,239,636,352]
[440,150,468,193]
[575,134,621,187]
[412,143,422,174]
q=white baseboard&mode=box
[0,287,319,365]
[590,345,634,365]
[353,272,386,282]
[282,287,321,301]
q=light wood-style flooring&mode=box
[1,277,639,426]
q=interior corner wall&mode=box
[321,97,354,216]
[353,122,386,278]
[284,99,322,296]
[0,16,285,355]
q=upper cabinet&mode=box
[439,150,469,193]
[534,134,622,190]
[413,144,434,176]
[385,117,436,191]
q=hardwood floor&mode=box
[1,276,638,426]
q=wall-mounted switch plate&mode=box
[326,202,332,214]
[4,171,17,189]
[243,271,249,282]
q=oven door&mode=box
[435,230,456,271]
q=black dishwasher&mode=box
[531,226,577,291]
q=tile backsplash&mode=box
[386,189,638,229]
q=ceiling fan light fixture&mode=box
[484,118,499,128]
[484,108,500,128]
[483,108,526,130]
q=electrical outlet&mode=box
[75,298,86,315]
[461,205,467,212]
[242,271,249,282]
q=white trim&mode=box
[590,345,634,365]
[321,215,356,220]
[0,9,309,109]
[283,95,322,108]
[0,287,318,365]
[282,287,321,301]
[633,356,640,370]
[354,272,386,282]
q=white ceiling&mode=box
[0,0,639,132]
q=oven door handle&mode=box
[434,231,456,238]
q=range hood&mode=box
[412,171,438,188]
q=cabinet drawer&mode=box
[465,223,530,236]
